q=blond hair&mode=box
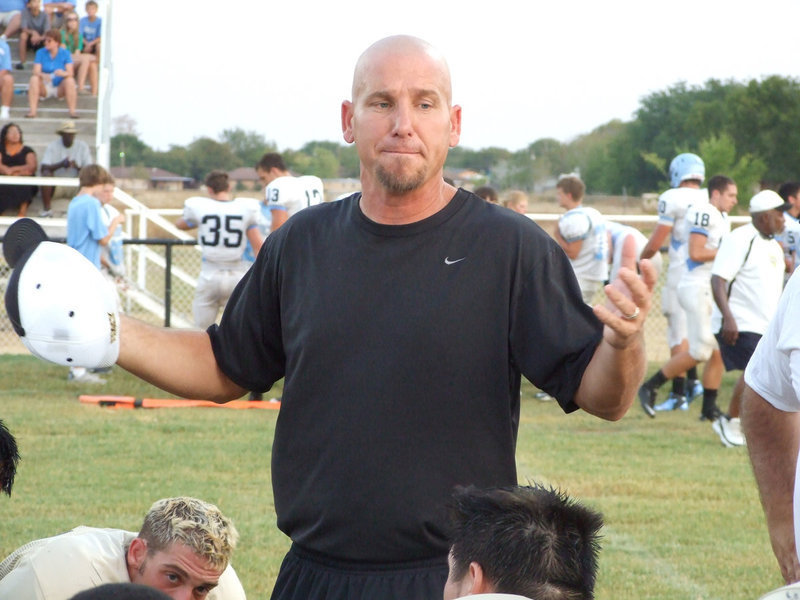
[138,497,238,571]
[502,190,528,209]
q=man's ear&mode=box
[341,100,355,144]
[468,561,493,595]
[127,537,147,572]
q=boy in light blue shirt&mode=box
[79,0,100,56]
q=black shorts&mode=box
[270,543,449,600]
[715,331,762,371]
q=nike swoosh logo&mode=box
[444,256,466,265]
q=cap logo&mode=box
[108,312,117,344]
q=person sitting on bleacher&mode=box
[78,0,99,58]
[17,0,50,70]
[0,28,12,120]
[0,122,37,217]
[60,9,95,95]
[42,0,73,28]
[0,0,23,40]
[26,27,77,119]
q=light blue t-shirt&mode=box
[0,0,24,12]
[79,15,101,42]
[34,46,73,86]
[0,39,11,72]
[67,194,107,269]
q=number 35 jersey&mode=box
[182,196,265,266]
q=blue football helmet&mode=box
[669,153,705,188]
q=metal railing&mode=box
[0,184,754,360]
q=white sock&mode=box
[0,106,9,119]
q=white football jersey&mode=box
[680,202,730,285]
[558,205,609,282]
[182,196,264,265]
[607,221,662,281]
[266,175,325,218]
[657,187,709,280]
[776,213,800,262]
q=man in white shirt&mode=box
[554,174,609,304]
[0,497,246,600]
[709,190,788,446]
[742,267,800,586]
[443,484,602,600]
[39,120,92,216]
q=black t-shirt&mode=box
[209,190,602,563]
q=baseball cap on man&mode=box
[3,219,120,368]
[750,190,791,213]
[56,120,78,134]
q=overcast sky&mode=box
[106,1,800,154]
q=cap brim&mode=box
[2,218,49,267]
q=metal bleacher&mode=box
[0,1,112,217]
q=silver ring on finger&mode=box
[622,306,640,320]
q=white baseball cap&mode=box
[4,220,120,368]
[749,189,791,213]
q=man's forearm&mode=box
[742,384,800,583]
[574,329,644,421]
[117,315,246,402]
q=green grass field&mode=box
[0,355,781,599]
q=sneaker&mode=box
[534,391,554,402]
[39,209,53,218]
[712,415,744,447]
[688,379,703,403]
[654,392,687,411]
[67,370,106,384]
[721,416,745,446]
[14,62,23,70]
[638,385,656,418]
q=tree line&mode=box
[112,75,799,198]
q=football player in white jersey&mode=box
[176,170,265,329]
[255,152,325,233]
[607,221,662,282]
[555,174,609,304]
[776,181,800,276]
[639,175,738,420]
[639,153,708,413]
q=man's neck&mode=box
[358,176,456,225]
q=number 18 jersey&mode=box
[681,202,730,286]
